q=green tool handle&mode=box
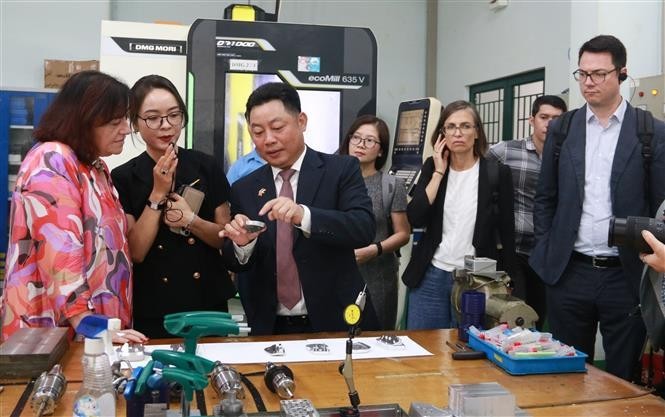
[163,316,240,354]
[134,360,156,396]
[164,311,233,322]
[161,368,209,402]
[151,350,215,374]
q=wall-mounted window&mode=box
[470,69,545,144]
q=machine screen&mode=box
[395,109,425,147]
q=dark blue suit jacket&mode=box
[530,103,665,293]
[222,148,378,335]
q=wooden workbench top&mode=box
[1,329,662,416]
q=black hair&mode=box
[340,114,391,170]
[531,95,568,117]
[130,74,188,130]
[245,82,301,120]
[578,35,627,71]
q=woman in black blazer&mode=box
[403,100,515,329]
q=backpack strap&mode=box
[635,107,654,201]
[381,171,396,215]
[552,109,578,178]
[486,158,501,248]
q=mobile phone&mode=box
[243,220,266,233]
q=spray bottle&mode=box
[72,315,116,417]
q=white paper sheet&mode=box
[139,336,431,365]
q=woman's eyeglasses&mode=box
[138,111,184,130]
[441,123,476,136]
[350,134,381,149]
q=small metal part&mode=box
[351,341,371,353]
[243,220,266,233]
[29,364,67,417]
[170,343,185,352]
[143,403,168,417]
[264,343,286,356]
[265,362,295,399]
[376,335,405,349]
[209,362,245,400]
[305,343,330,354]
[279,399,319,417]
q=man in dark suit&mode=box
[530,35,665,381]
[220,82,378,335]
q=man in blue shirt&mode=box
[226,148,265,185]
[530,35,665,381]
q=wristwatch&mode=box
[146,199,165,211]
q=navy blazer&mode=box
[402,156,517,293]
[530,103,665,293]
[222,148,378,335]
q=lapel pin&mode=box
[258,188,266,197]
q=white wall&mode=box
[438,1,571,103]
[0,0,110,87]
[569,1,663,108]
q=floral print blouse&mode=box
[1,141,132,341]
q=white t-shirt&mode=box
[432,160,479,271]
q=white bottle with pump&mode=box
[104,318,121,364]
[72,337,116,417]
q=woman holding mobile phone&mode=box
[402,100,516,330]
[111,75,235,338]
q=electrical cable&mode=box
[240,373,266,412]
[10,378,35,417]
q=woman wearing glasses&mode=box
[111,75,235,338]
[402,100,515,329]
[340,115,411,330]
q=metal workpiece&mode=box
[264,362,296,399]
[210,362,245,399]
[29,364,67,417]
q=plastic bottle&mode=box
[72,338,116,417]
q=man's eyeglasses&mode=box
[350,134,381,149]
[572,68,618,84]
[138,111,184,130]
[441,123,475,136]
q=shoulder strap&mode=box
[381,171,401,257]
[552,109,578,177]
[381,171,397,213]
[486,158,501,248]
[635,107,654,200]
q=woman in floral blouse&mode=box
[1,71,146,344]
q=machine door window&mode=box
[470,69,545,144]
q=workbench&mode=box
[1,329,663,416]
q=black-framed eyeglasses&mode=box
[138,111,184,130]
[350,134,381,149]
[572,68,618,84]
[442,123,476,136]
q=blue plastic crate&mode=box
[467,331,588,375]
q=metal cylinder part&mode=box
[209,362,245,400]
[264,362,295,399]
[30,364,67,417]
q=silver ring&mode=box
[161,170,168,175]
